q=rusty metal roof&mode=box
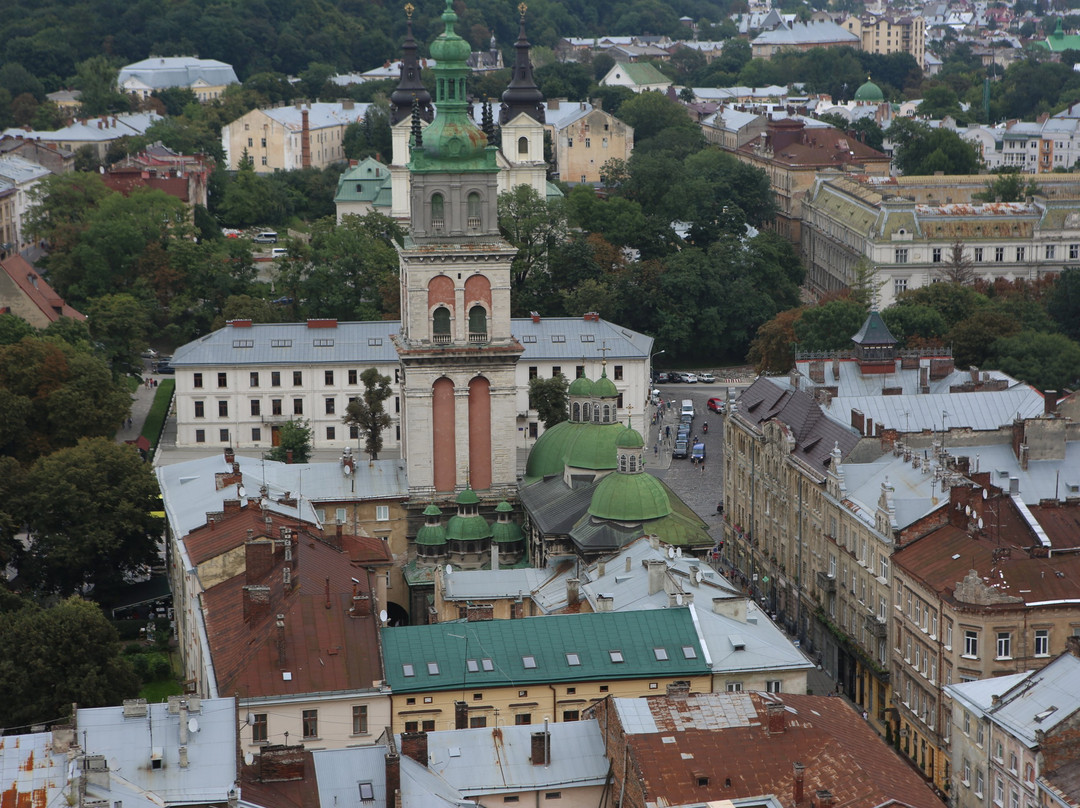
[0,733,66,808]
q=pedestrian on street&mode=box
[654,443,658,456]
[700,461,705,474]
[665,425,671,439]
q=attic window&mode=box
[466,659,480,673]
[402,664,415,677]
[551,335,566,343]
[271,339,292,348]
[522,655,537,669]
[566,653,581,666]
[313,338,334,347]
[522,335,537,343]
[682,646,697,659]
[427,662,440,675]
[1035,706,1058,722]
[696,776,710,787]
[368,338,383,346]
[359,782,375,801]
[233,339,254,348]
[609,650,624,663]
[482,658,494,671]
[580,334,595,342]
[654,648,669,661]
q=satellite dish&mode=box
[379,609,388,624]
[676,547,682,558]
[188,717,199,733]
[244,752,254,766]
[978,517,984,530]
[965,505,972,517]
[676,593,684,605]
[237,485,246,499]
[445,564,453,575]
[343,464,352,476]
[246,712,255,726]
[982,489,988,500]
[694,568,703,583]
[667,546,675,559]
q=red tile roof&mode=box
[893,490,1080,605]
[0,255,85,322]
[610,692,942,808]
[191,507,390,699]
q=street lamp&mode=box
[650,349,665,380]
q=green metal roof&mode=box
[568,376,594,396]
[1036,19,1080,51]
[456,488,480,506]
[613,61,671,87]
[851,310,897,346]
[416,523,448,546]
[381,609,710,692]
[446,513,491,541]
[616,427,644,449]
[588,469,672,521]
[492,518,523,543]
[523,420,579,482]
[334,157,391,203]
[593,372,618,399]
[854,78,884,102]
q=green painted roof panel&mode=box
[381,609,710,692]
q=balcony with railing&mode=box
[816,570,837,593]
[468,331,488,344]
[433,333,452,345]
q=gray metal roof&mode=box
[614,691,758,732]
[842,451,957,531]
[119,57,239,90]
[261,102,370,131]
[0,154,50,185]
[312,745,473,808]
[752,20,860,45]
[792,358,1023,398]
[518,476,596,535]
[943,440,1080,504]
[156,453,408,540]
[171,317,651,368]
[820,388,1044,434]
[420,721,610,795]
[442,567,556,600]
[78,697,237,807]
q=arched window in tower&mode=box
[433,306,451,344]
[431,193,445,232]
[572,402,581,421]
[468,305,487,343]
[518,136,528,155]
[467,192,482,230]
[628,454,637,472]
[602,404,611,423]
[593,404,601,423]
[619,452,628,472]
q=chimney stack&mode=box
[567,578,580,605]
[301,108,311,169]
[385,736,401,801]
[765,702,786,735]
[400,731,429,766]
[647,559,666,596]
[276,614,286,667]
[531,730,550,765]
[793,762,805,804]
[224,446,235,464]
[813,790,835,808]
[455,701,468,729]
[666,681,690,700]
[1045,390,1058,415]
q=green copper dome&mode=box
[854,78,884,103]
[495,500,514,513]
[524,420,579,481]
[446,511,491,541]
[455,487,480,506]
[416,503,446,546]
[588,471,672,522]
[566,422,628,471]
[593,371,618,398]
[428,0,471,63]
[423,503,443,517]
[568,376,594,397]
[492,502,523,544]
[616,428,644,449]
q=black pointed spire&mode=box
[499,3,545,125]
[391,3,433,125]
[482,98,497,145]
[411,96,423,148]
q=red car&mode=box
[708,397,725,413]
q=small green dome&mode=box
[429,0,471,63]
[456,487,480,506]
[423,503,443,517]
[565,422,627,471]
[588,472,673,522]
[854,78,884,103]
[568,376,594,397]
[446,512,491,542]
[593,372,618,398]
[492,518,523,544]
[416,522,447,546]
[616,428,644,449]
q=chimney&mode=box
[765,702,786,735]
[596,594,613,611]
[666,681,690,700]
[919,366,929,394]
[243,585,271,622]
[831,357,840,381]
[224,446,235,464]
[625,555,632,573]
[597,561,606,578]
[1009,476,1020,496]
[647,559,666,595]
[850,409,864,435]
[492,543,499,571]
[813,790,835,808]
[246,539,276,583]
[286,449,294,464]
[179,699,189,744]
[793,762,805,804]
[179,746,189,768]
[531,731,550,765]
[530,311,541,323]
[455,701,468,730]
[466,604,493,622]
[400,731,428,766]
[808,360,825,384]
[385,737,401,802]
[790,368,800,389]
[1045,390,1058,415]
[1066,635,1080,657]
[567,578,580,605]
[276,614,286,667]
[301,108,311,169]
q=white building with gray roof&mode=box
[119,56,239,102]
[169,315,652,458]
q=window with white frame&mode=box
[376,505,390,522]
[963,758,971,786]
[964,629,978,657]
[895,248,909,264]
[879,554,888,579]
[975,769,984,797]
[1035,628,1049,656]
[997,632,1012,659]
[894,278,908,296]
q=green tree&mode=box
[267,419,313,464]
[948,309,1023,368]
[343,100,392,161]
[749,307,804,374]
[216,159,287,228]
[86,293,153,377]
[25,172,113,255]
[881,304,947,347]
[73,55,127,115]
[974,169,1042,202]
[616,90,703,148]
[0,596,140,727]
[0,456,26,572]
[890,118,982,175]
[1046,268,1080,341]
[529,374,569,429]
[498,185,568,311]
[896,282,989,329]
[21,438,161,597]
[793,299,867,351]
[343,368,393,460]
[939,240,976,284]
[0,313,35,345]
[986,331,1080,390]
[917,84,965,120]
[848,257,885,309]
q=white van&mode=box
[253,231,278,244]
[681,399,695,419]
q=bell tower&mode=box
[394,0,522,503]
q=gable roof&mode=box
[0,255,86,322]
[605,61,671,87]
[119,57,239,90]
[752,19,861,46]
[381,609,710,692]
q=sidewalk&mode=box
[646,398,674,471]
[115,368,165,445]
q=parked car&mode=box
[707,397,725,414]
[253,231,278,244]
[653,371,670,383]
[698,372,715,383]
[673,439,689,459]
[680,413,693,427]
[684,373,698,384]
[691,442,706,463]
[154,358,174,374]
[677,425,691,442]
[271,247,288,258]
